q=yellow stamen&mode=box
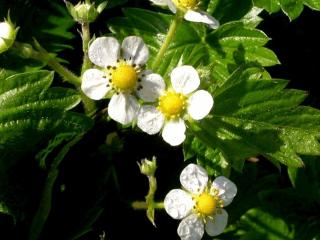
[195,193,217,216]
[158,91,186,119]
[174,0,199,9]
[111,63,138,91]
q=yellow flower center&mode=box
[158,91,186,119]
[195,193,217,216]
[174,0,198,9]
[111,64,138,91]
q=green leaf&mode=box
[184,136,230,177]
[287,156,320,199]
[189,65,320,171]
[206,0,253,24]
[304,0,320,10]
[280,0,304,20]
[254,0,282,13]
[0,70,92,163]
[253,0,318,20]
[238,208,295,239]
[208,24,270,47]
[0,201,16,224]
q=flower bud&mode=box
[65,1,108,23]
[138,157,157,177]
[0,15,18,54]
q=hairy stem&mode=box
[79,23,97,115]
[152,14,182,71]
[31,41,81,86]
[81,22,92,75]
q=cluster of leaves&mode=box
[253,0,320,20]
[1,0,320,239]
[217,156,320,240]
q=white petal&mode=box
[211,176,237,207]
[0,22,12,39]
[162,119,186,146]
[137,72,165,102]
[121,36,149,65]
[164,189,194,220]
[167,0,177,13]
[88,37,120,67]
[205,209,228,236]
[108,93,139,125]
[180,163,208,195]
[177,214,204,240]
[81,69,110,100]
[137,105,164,135]
[149,0,168,6]
[187,90,214,120]
[171,65,200,94]
[184,10,220,29]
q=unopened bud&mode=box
[138,157,157,177]
[65,1,108,23]
[0,14,19,54]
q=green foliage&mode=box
[237,208,295,239]
[188,64,320,172]
[0,0,75,53]
[253,0,320,20]
[206,0,253,24]
[0,70,92,162]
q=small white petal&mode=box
[0,22,12,39]
[81,69,110,100]
[164,189,194,220]
[177,214,204,240]
[180,163,208,195]
[88,37,120,67]
[184,10,220,29]
[149,0,167,6]
[167,0,177,13]
[205,209,228,236]
[121,36,149,65]
[171,65,200,94]
[137,72,165,102]
[108,93,139,125]
[187,90,214,120]
[162,119,186,146]
[137,105,164,135]
[211,176,237,207]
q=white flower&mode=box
[164,164,237,240]
[150,0,219,29]
[81,36,161,125]
[137,65,213,146]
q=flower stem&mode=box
[31,40,81,86]
[80,22,92,75]
[13,41,80,86]
[152,14,182,71]
[29,135,83,240]
[132,201,165,210]
[79,22,97,115]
